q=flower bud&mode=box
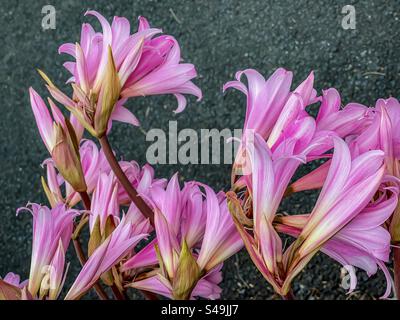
[172,240,200,300]
[51,120,87,193]
[94,46,121,138]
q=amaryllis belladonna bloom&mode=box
[280,137,389,295]
[227,127,331,293]
[41,11,201,138]
[123,175,242,300]
[17,204,79,299]
[275,176,398,298]
[287,89,373,194]
[225,68,334,186]
[223,68,318,141]
[346,98,400,241]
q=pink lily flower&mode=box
[227,110,343,293]
[223,68,319,140]
[275,177,398,298]
[196,185,243,272]
[65,213,149,300]
[119,178,186,272]
[17,204,79,298]
[228,69,335,187]
[292,97,400,243]
[377,99,400,241]
[342,99,400,241]
[266,72,318,150]
[280,137,386,295]
[123,176,242,300]
[45,11,201,138]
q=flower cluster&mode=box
[1,10,400,301]
[225,69,400,298]
[0,11,240,301]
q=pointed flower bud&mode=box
[41,160,64,208]
[172,240,201,300]
[94,46,121,138]
[52,120,87,192]
[30,88,87,193]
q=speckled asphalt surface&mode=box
[0,0,399,300]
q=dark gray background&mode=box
[1,0,399,299]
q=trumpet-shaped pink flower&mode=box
[47,11,201,138]
[275,178,398,298]
[223,68,319,140]
[223,68,292,139]
[65,214,149,300]
[228,69,335,186]
[197,185,243,271]
[17,204,78,298]
[280,137,387,294]
[292,97,400,243]
[122,174,190,274]
[123,176,242,300]
[228,128,332,293]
